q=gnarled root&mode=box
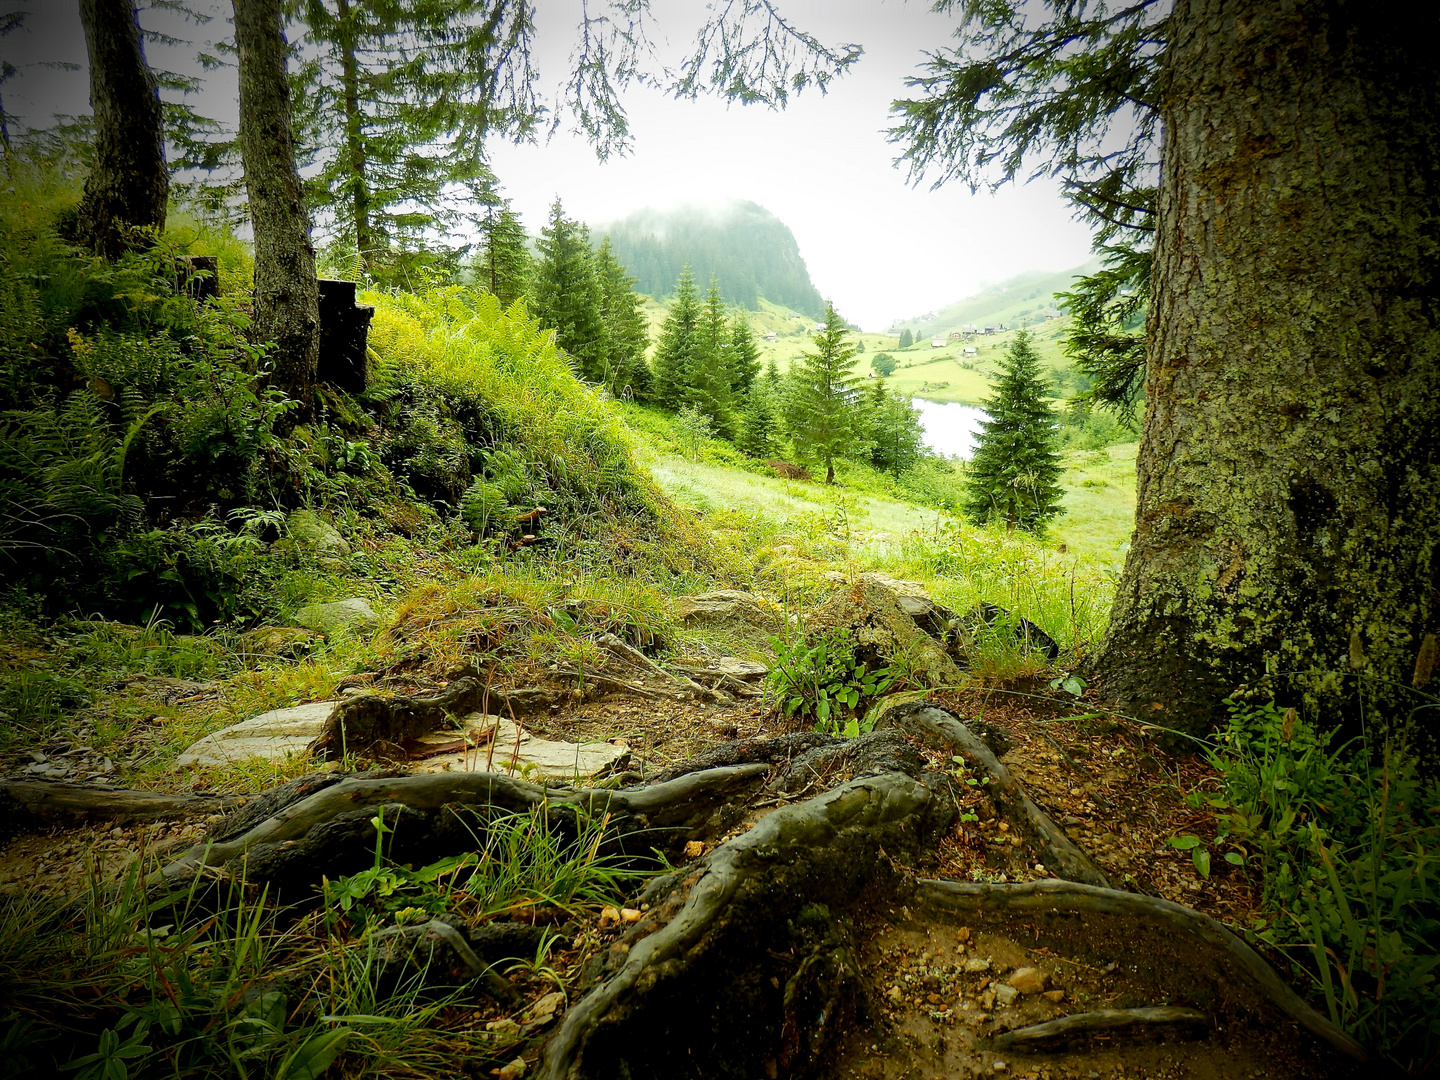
[538,770,955,1080]
[155,764,769,895]
[916,878,1369,1063]
[880,703,1113,887]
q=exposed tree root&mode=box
[0,780,243,836]
[155,765,769,893]
[539,770,954,1080]
[991,1005,1211,1051]
[915,878,1369,1062]
[881,703,1114,887]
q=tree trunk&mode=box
[75,0,168,259]
[1090,0,1440,747]
[233,0,319,419]
[335,0,373,276]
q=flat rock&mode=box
[176,704,627,781]
[414,714,629,781]
[294,597,379,635]
[674,591,784,648]
[675,656,769,681]
[176,701,341,768]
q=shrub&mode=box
[1205,699,1440,1067]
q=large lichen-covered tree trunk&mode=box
[75,0,168,259]
[1092,0,1440,745]
[233,0,319,418]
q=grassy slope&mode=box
[643,267,1087,406]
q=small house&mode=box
[763,332,778,342]
[931,337,947,348]
[962,346,979,357]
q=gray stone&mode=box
[415,714,629,781]
[294,598,379,635]
[283,509,351,559]
[176,703,626,781]
[675,591,783,647]
[176,701,341,768]
[963,957,991,974]
[993,983,1019,1008]
[238,626,321,658]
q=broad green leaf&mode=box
[1168,834,1201,850]
[1192,848,1211,878]
[276,1029,352,1080]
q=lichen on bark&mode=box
[1090,0,1440,753]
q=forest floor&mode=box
[0,655,1355,1080]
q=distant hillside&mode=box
[889,260,1102,339]
[597,201,825,318]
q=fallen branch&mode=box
[991,1006,1210,1051]
[915,878,1369,1063]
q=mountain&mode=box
[889,260,1102,339]
[596,201,826,318]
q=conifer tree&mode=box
[898,328,913,349]
[290,1,537,281]
[594,237,652,400]
[962,330,1064,532]
[790,301,859,484]
[531,199,608,382]
[726,314,762,397]
[699,275,731,403]
[863,381,926,474]
[651,265,703,411]
[476,198,531,309]
[737,360,785,460]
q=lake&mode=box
[911,397,989,459]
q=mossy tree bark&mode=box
[1091,0,1440,745]
[233,0,319,419]
[75,0,167,259]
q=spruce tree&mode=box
[651,265,703,411]
[737,365,784,460]
[652,266,729,434]
[594,237,652,400]
[898,328,914,349]
[790,301,860,484]
[290,2,536,281]
[531,199,608,382]
[726,314,762,397]
[962,330,1064,532]
[697,276,731,401]
[476,197,531,308]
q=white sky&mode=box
[4,0,1097,331]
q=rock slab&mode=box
[177,704,626,780]
[176,701,341,768]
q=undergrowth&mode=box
[1203,699,1440,1070]
[0,803,650,1079]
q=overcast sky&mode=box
[4,1,1098,331]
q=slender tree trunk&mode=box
[233,0,319,419]
[1090,0,1440,749]
[75,0,167,259]
[335,0,373,276]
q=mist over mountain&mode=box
[596,201,826,318]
